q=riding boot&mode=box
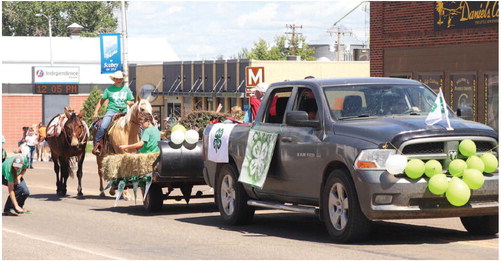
[92,140,102,156]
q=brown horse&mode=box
[46,108,89,198]
[93,99,152,197]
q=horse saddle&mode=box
[92,113,127,155]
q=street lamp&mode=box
[35,13,53,66]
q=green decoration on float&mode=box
[459,139,476,157]
[462,169,485,190]
[448,159,467,177]
[480,152,498,173]
[424,160,442,178]
[466,155,485,172]
[445,177,471,207]
[404,159,425,179]
[428,173,449,195]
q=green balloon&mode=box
[446,177,471,207]
[462,169,485,190]
[459,139,476,157]
[428,174,449,195]
[448,159,467,177]
[171,124,187,134]
[466,155,485,173]
[405,159,425,179]
[480,153,498,173]
[424,160,442,178]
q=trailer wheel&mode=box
[216,164,254,225]
[142,183,163,212]
[322,169,371,243]
[461,215,498,235]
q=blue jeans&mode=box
[3,177,30,212]
[27,145,35,167]
[95,110,117,144]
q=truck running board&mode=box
[247,200,319,215]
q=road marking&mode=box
[3,228,125,259]
[456,240,499,249]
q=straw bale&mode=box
[102,154,125,180]
[117,152,160,179]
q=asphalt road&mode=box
[2,154,499,259]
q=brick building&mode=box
[370,1,498,131]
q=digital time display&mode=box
[34,84,79,94]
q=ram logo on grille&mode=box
[448,150,458,160]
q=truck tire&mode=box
[460,215,498,236]
[322,169,372,243]
[142,183,163,212]
[216,164,255,225]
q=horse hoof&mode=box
[99,191,106,197]
[76,194,84,199]
[109,188,116,196]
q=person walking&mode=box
[92,71,135,155]
[119,113,161,153]
[2,154,30,216]
[24,127,37,169]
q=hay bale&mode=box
[102,154,125,180]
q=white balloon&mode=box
[185,129,200,144]
[385,154,408,174]
[170,130,185,145]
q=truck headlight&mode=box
[354,149,396,170]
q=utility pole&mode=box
[286,24,303,56]
[121,0,129,80]
[327,26,352,61]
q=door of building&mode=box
[43,94,69,125]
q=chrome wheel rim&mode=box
[328,183,349,231]
[221,174,236,216]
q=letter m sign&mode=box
[245,66,265,87]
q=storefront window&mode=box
[417,73,443,93]
[450,73,476,119]
[485,73,498,132]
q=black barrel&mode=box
[156,140,204,179]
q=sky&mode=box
[124,1,370,61]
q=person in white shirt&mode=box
[24,128,38,169]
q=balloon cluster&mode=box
[170,124,200,145]
[385,139,498,207]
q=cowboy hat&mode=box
[110,71,125,79]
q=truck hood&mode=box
[334,116,498,147]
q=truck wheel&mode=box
[322,169,371,243]
[142,183,163,212]
[216,164,255,225]
[460,215,498,236]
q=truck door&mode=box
[276,87,324,201]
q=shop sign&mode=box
[33,66,79,84]
[417,73,443,93]
[435,1,499,30]
[450,73,476,118]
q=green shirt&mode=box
[2,156,27,182]
[139,125,161,153]
[102,84,134,113]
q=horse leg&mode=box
[60,159,69,196]
[76,153,85,198]
[53,158,62,196]
[97,156,106,197]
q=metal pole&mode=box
[121,0,129,79]
[48,15,53,66]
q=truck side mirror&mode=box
[285,111,320,128]
[456,106,473,121]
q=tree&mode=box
[239,35,315,61]
[2,1,121,37]
[81,86,106,139]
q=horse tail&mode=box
[69,156,78,178]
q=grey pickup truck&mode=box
[202,77,498,243]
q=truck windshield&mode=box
[323,84,442,120]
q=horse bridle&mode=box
[62,115,88,148]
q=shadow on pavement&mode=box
[176,212,497,246]
[91,201,219,217]
[30,193,117,201]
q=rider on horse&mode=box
[92,71,134,156]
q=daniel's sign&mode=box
[33,66,80,84]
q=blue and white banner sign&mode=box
[100,33,122,74]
